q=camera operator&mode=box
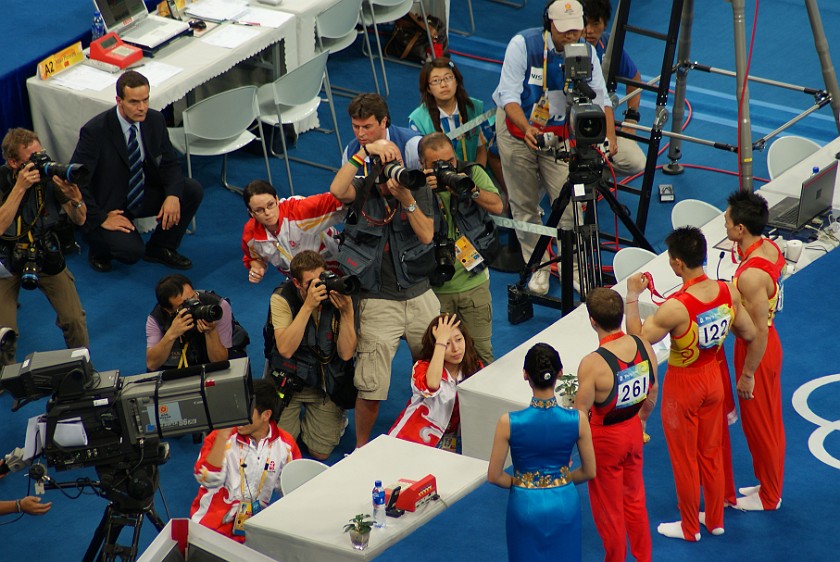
[265,250,357,460]
[420,132,502,365]
[145,274,234,371]
[492,0,616,295]
[330,93,440,448]
[0,128,89,366]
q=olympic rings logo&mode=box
[791,374,840,470]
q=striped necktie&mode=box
[126,124,145,210]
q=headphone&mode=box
[543,0,561,32]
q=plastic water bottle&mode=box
[92,11,106,41]
[372,480,386,528]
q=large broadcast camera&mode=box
[0,349,252,508]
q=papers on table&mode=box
[186,0,248,22]
[236,6,295,28]
[139,61,182,87]
[52,64,118,91]
[200,24,261,49]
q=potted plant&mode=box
[555,371,579,409]
[344,514,374,550]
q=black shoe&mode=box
[88,253,112,273]
[144,247,192,270]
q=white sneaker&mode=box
[528,269,550,294]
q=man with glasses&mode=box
[72,70,203,272]
[241,180,345,283]
[145,274,236,371]
[492,0,616,295]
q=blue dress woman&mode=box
[488,343,596,562]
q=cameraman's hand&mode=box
[195,319,217,334]
[157,195,180,230]
[13,163,40,193]
[523,126,541,151]
[384,177,413,206]
[168,308,195,338]
[101,209,135,233]
[329,291,353,315]
[52,176,82,202]
[303,279,328,311]
[423,168,438,191]
[365,139,401,163]
[20,496,52,516]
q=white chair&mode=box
[767,135,822,179]
[257,50,342,196]
[362,0,435,96]
[316,0,380,98]
[169,85,271,196]
[280,458,329,496]
[613,247,657,281]
[671,199,722,229]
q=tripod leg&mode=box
[596,182,654,251]
[521,183,573,284]
[147,507,167,533]
[83,506,113,562]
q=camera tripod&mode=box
[509,148,654,322]
[84,495,166,562]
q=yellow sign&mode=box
[37,42,84,80]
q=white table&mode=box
[27,20,296,162]
[458,136,840,462]
[244,435,488,561]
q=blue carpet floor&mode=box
[2,1,840,560]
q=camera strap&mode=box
[357,161,398,227]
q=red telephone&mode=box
[90,32,143,69]
[391,474,437,513]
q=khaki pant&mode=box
[435,280,493,365]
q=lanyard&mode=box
[542,32,550,93]
[599,331,625,346]
[736,237,764,261]
[640,271,668,305]
[239,441,271,501]
[676,273,708,294]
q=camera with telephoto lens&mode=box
[317,271,361,296]
[429,235,456,286]
[10,233,65,291]
[433,160,475,198]
[370,156,425,190]
[179,297,223,323]
[27,151,90,185]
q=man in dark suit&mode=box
[72,71,202,272]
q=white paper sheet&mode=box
[51,64,118,91]
[200,25,261,49]
[237,6,295,28]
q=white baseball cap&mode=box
[548,0,585,33]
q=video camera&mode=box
[317,271,361,296]
[27,151,90,185]
[432,160,475,199]
[369,155,425,190]
[0,349,252,476]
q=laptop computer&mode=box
[94,0,190,50]
[767,159,838,231]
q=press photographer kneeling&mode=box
[265,250,358,460]
[146,274,247,371]
[420,132,502,365]
[0,128,89,366]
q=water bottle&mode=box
[92,11,106,41]
[372,480,386,528]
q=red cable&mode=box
[447,49,504,65]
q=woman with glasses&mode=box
[241,180,344,282]
[408,58,493,167]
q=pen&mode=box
[233,21,261,26]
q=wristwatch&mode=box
[470,188,480,200]
[406,201,418,213]
[71,200,83,209]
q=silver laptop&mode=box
[94,0,190,50]
[767,159,837,231]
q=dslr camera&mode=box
[28,151,90,185]
[10,233,65,291]
[432,160,475,199]
[317,271,361,296]
[429,235,456,287]
[369,155,425,190]
[179,297,223,323]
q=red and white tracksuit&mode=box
[190,422,301,542]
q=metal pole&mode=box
[804,0,840,133]
[730,0,753,192]
[662,0,693,175]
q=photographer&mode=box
[0,128,89,366]
[330,93,440,448]
[145,274,235,371]
[492,0,615,294]
[265,250,357,460]
[420,132,502,365]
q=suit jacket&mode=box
[72,107,186,232]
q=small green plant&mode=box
[344,514,375,534]
[556,371,579,398]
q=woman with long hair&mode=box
[488,343,596,561]
[388,313,482,452]
[409,57,492,166]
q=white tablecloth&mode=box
[245,435,488,561]
[27,21,296,162]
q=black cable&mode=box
[715,251,725,280]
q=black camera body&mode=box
[433,160,475,198]
[179,297,223,323]
[430,235,456,287]
[10,232,65,290]
[317,271,361,295]
[27,151,90,185]
[370,156,425,190]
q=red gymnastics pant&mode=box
[716,347,738,506]
[735,327,785,508]
[661,360,724,539]
[588,416,651,562]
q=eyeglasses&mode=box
[250,200,277,215]
[428,75,455,87]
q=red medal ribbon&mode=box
[598,331,625,346]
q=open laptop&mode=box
[94,0,190,50]
[767,159,838,230]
